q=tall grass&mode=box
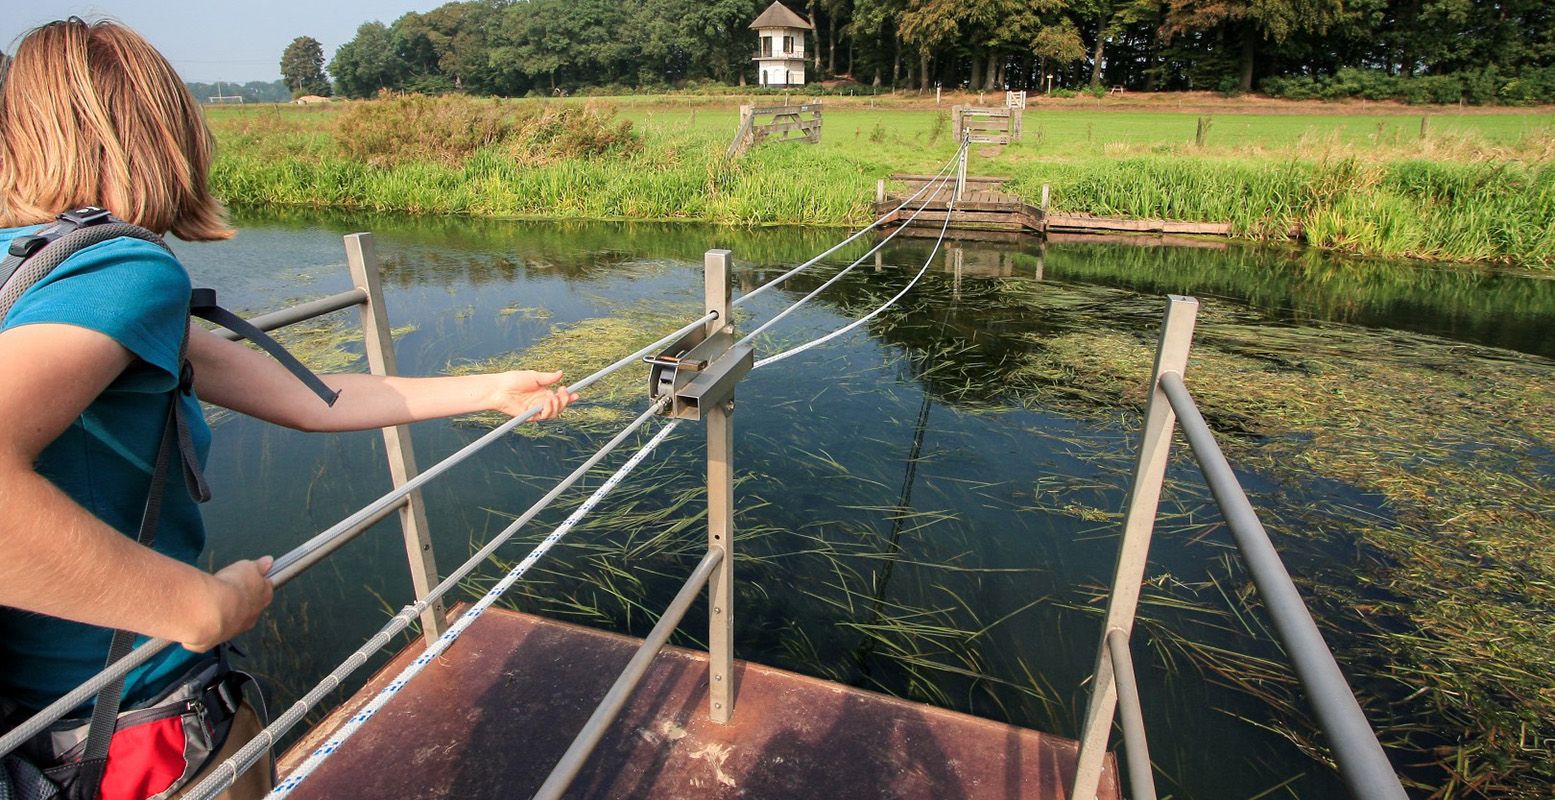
[207,99,1555,269]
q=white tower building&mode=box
[750,1,813,87]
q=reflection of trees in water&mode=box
[232,205,1555,360]
[1038,241,1555,358]
[232,204,855,287]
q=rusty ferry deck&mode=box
[281,608,1119,799]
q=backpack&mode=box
[0,207,336,800]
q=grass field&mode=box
[205,95,1555,268]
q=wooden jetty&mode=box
[874,174,1234,239]
[281,608,1120,799]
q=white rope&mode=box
[736,152,959,348]
[755,142,966,370]
[184,417,682,800]
[9,139,975,784]
[730,145,964,309]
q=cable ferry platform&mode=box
[280,607,1119,799]
[0,151,1408,800]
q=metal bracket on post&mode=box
[704,249,737,725]
[344,233,447,642]
[1070,295,1198,800]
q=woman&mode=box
[0,18,574,799]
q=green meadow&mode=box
[207,96,1555,269]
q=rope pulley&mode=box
[644,326,752,421]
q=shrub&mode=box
[335,94,638,168]
[337,93,516,166]
[507,103,640,163]
[1260,75,1321,100]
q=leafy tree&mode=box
[330,22,409,98]
[311,0,1555,102]
[1164,0,1343,91]
[280,36,331,97]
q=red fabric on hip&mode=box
[98,715,193,800]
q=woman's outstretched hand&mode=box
[488,370,578,421]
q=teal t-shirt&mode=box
[0,225,212,713]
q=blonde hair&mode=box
[0,18,232,240]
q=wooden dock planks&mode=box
[281,609,1119,800]
[876,174,1236,239]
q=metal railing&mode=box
[1068,295,1408,800]
[207,233,447,636]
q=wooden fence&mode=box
[952,105,1022,144]
[726,103,823,157]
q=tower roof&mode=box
[749,1,814,30]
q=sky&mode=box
[0,2,438,84]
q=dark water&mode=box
[173,209,1555,799]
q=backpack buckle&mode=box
[57,206,113,227]
[6,234,47,259]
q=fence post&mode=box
[344,233,447,641]
[1070,295,1198,800]
[704,249,736,724]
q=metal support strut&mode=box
[703,249,737,724]
[1070,295,1198,800]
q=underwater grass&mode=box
[444,301,706,436]
[1006,303,1555,797]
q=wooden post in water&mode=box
[345,233,447,641]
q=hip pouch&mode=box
[9,657,252,800]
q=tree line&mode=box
[298,0,1551,102]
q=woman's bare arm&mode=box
[0,323,272,651]
[186,325,576,433]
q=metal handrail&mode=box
[211,288,368,340]
[1104,629,1156,800]
[0,236,717,758]
[1159,371,1405,800]
[534,549,725,800]
[1070,296,1407,800]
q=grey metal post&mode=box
[704,249,736,724]
[1069,295,1198,800]
[345,233,447,640]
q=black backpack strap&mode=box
[188,289,339,407]
[74,357,186,800]
[1,209,168,323]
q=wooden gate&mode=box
[726,103,823,157]
[952,105,1022,144]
